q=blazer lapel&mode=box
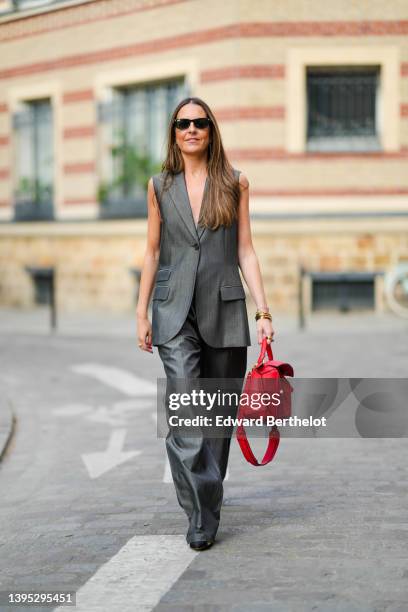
[196,177,209,240]
[196,222,206,240]
[168,171,208,242]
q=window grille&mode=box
[306,66,380,151]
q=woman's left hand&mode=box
[256,317,275,345]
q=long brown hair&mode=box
[158,96,240,229]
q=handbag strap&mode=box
[236,338,286,466]
[256,337,273,367]
[236,424,280,466]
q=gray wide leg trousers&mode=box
[157,286,247,544]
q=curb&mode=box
[0,397,16,463]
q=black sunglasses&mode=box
[174,117,211,131]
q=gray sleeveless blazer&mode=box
[151,168,251,348]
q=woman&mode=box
[136,96,274,551]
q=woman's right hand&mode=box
[137,315,153,353]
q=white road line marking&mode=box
[151,414,231,482]
[163,455,173,483]
[151,413,173,483]
[81,429,142,479]
[71,363,157,396]
[55,535,197,612]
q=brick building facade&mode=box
[0,0,407,315]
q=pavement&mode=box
[0,306,407,611]
[0,304,407,339]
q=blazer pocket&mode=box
[156,268,171,282]
[153,285,170,300]
[220,284,246,301]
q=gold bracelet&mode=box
[255,311,272,321]
[256,305,270,313]
[256,308,270,314]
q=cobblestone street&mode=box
[0,308,407,611]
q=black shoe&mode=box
[189,539,214,551]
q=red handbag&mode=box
[236,337,294,466]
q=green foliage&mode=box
[98,129,162,203]
[16,176,52,202]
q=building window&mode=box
[306,66,380,152]
[1,1,74,14]
[10,0,55,9]
[311,273,376,312]
[12,98,54,221]
[97,78,187,218]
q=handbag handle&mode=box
[256,336,273,367]
[236,424,280,466]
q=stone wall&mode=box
[2,217,407,314]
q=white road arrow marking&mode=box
[71,363,157,396]
[53,404,93,418]
[81,429,141,479]
[53,398,156,425]
[84,405,128,427]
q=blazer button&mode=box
[192,243,199,250]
